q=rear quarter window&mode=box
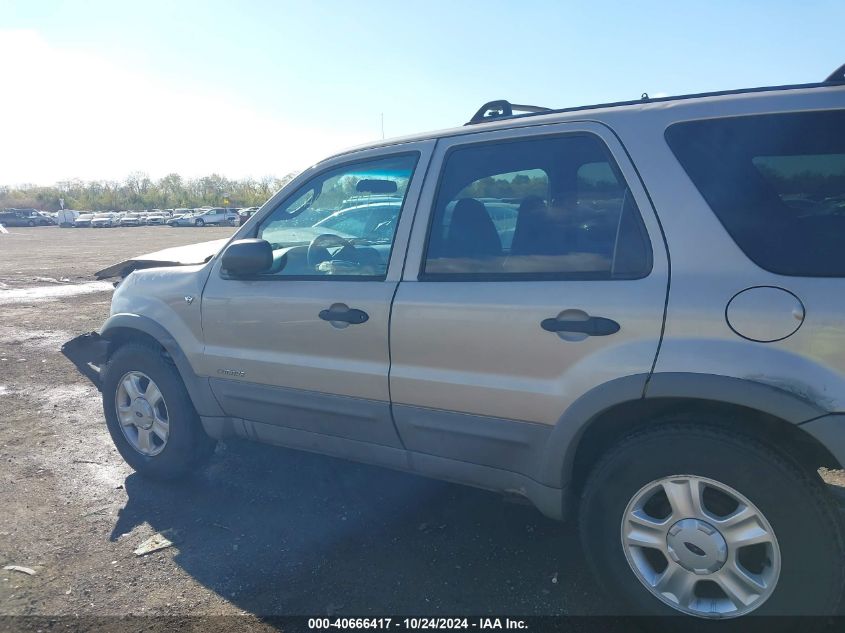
[665,110,845,277]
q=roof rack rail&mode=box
[466,100,551,125]
[463,69,845,128]
[825,63,845,83]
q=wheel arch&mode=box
[100,314,224,417]
[543,373,839,507]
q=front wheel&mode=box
[101,343,216,479]
[194,218,204,227]
[579,422,845,623]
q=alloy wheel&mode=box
[115,371,170,456]
[621,475,780,618]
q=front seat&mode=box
[441,198,502,260]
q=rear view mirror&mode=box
[221,239,273,276]
[356,179,397,194]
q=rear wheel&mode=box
[579,421,845,623]
[101,343,216,479]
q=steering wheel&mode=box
[307,233,358,270]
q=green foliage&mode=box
[0,172,298,211]
[460,173,548,201]
[755,163,845,197]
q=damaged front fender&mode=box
[60,332,110,389]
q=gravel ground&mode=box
[0,227,610,631]
[1,226,843,633]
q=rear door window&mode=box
[665,110,845,276]
[422,134,652,280]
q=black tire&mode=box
[101,342,216,480]
[27,220,35,227]
[194,218,204,227]
[579,420,845,626]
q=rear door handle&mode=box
[541,315,620,336]
[319,305,369,325]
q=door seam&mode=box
[386,138,441,450]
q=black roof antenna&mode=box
[466,100,551,125]
[825,63,845,83]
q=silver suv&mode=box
[64,67,845,621]
[189,207,239,227]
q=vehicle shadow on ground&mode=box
[110,438,611,617]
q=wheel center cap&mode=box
[131,397,154,430]
[666,518,727,574]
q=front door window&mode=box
[255,154,419,279]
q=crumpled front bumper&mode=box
[60,332,110,389]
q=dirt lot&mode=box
[1,226,844,632]
[0,226,616,631]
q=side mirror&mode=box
[221,239,273,276]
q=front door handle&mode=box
[319,305,369,325]
[541,315,620,336]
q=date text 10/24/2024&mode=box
[308,618,528,630]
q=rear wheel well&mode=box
[569,398,840,500]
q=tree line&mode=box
[0,171,297,212]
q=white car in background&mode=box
[119,213,143,227]
[145,212,166,225]
[73,213,94,228]
[91,212,118,228]
[167,211,194,226]
[170,207,239,227]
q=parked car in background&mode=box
[119,212,142,227]
[57,210,80,228]
[238,206,259,225]
[337,194,402,210]
[313,201,400,241]
[0,209,25,227]
[177,207,239,227]
[73,213,94,228]
[91,212,118,228]
[164,209,188,225]
[0,208,54,226]
[145,212,166,225]
[35,211,57,225]
[168,211,197,226]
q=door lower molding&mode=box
[209,378,404,448]
[391,404,552,481]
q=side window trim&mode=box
[416,131,654,282]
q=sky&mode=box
[1,0,843,186]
